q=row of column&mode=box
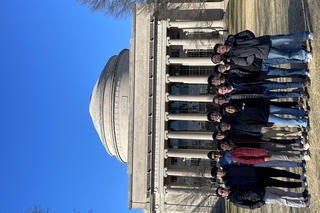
[161,1,227,193]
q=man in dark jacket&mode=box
[216,186,310,209]
[212,30,313,66]
[216,80,308,100]
[221,100,307,127]
[214,62,309,78]
[211,165,306,188]
[216,121,304,141]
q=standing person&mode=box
[212,94,304,109]
[216,186,311,209]
[216,80,309,100]
[212,30,313,66]
[207,151,306,168]
[211,165,306,188]
[220,100,308,127]
[216,120,304,141]
[207,145,309,165]
[214,63,309,78]
[216,139,309,153]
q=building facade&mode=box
[89,1,229,212]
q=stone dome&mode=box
[89,49,130,163]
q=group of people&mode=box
[205,30,313,209]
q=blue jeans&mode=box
[270,31,310,46]
[261,63,307,76]
[268,105,307,127]
[269,105,305,117]
[268,47,307,62]
[261,82,303,99]
[267,31,310,63]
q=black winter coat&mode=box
[224,30,272,66]
[221,101,272,126]
[228,185,266,209]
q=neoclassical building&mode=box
[89,1,229,212]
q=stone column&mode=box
[168,20,224,29]
[164,186,216,194]
[167,2,228,11]
[165,112,207,121]
[167,38,220,49]
[164,131,213,140]
[166,93,214,102]
[166,56,213,66]
[166,74,208,84]
[164,167,212,178]
[164,148,212,159]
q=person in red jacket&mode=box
[211,140,310,165]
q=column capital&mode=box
[163,186,168,194]
[166,55,170,65]
[165,74,170,84]
[164,167,168,177]
[166,36,170,46]
[164,112,169,121]
[164,149,169,159]
[165,93,170,102]
[164,130,169,140]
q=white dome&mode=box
[89,49,130,163]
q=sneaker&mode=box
[303,143,310,150]
[305,71,310,78]
[303,79,311,87]
[300,173,307,180]
[302,182,308,187]
[302,132,309,141]
[305,196,311,208]
[305,110,310,116]
[304,125,311,132]
[307,32,314,40]
[302,154,311,161]
[301,92,310,100]
[303,188,309,198]
[306,52,313,60]
[296,102,305,110]
[298,162,307,169]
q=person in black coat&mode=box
[216,186,310,209]
[214,62,309,78]
[211,165,305,188]
[220,100,307,127]
[211,30,313,66]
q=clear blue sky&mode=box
[0,1,141,212]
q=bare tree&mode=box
[75,0,208,20]
[24,205,94,213]
[24,205,50,213]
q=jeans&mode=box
[269,105,305,117]
[268,151,302,161]
[255,160,300,168]
[260,143,304,151]
[264,188,306,208]
[268,115,307,127]
[261,81,304,99]
[268,104,307,127]
[270,31,310,46]
[261,63,307,76]
[267,31,310,63]
[268,47,307,62]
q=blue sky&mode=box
[0,0,141,212]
